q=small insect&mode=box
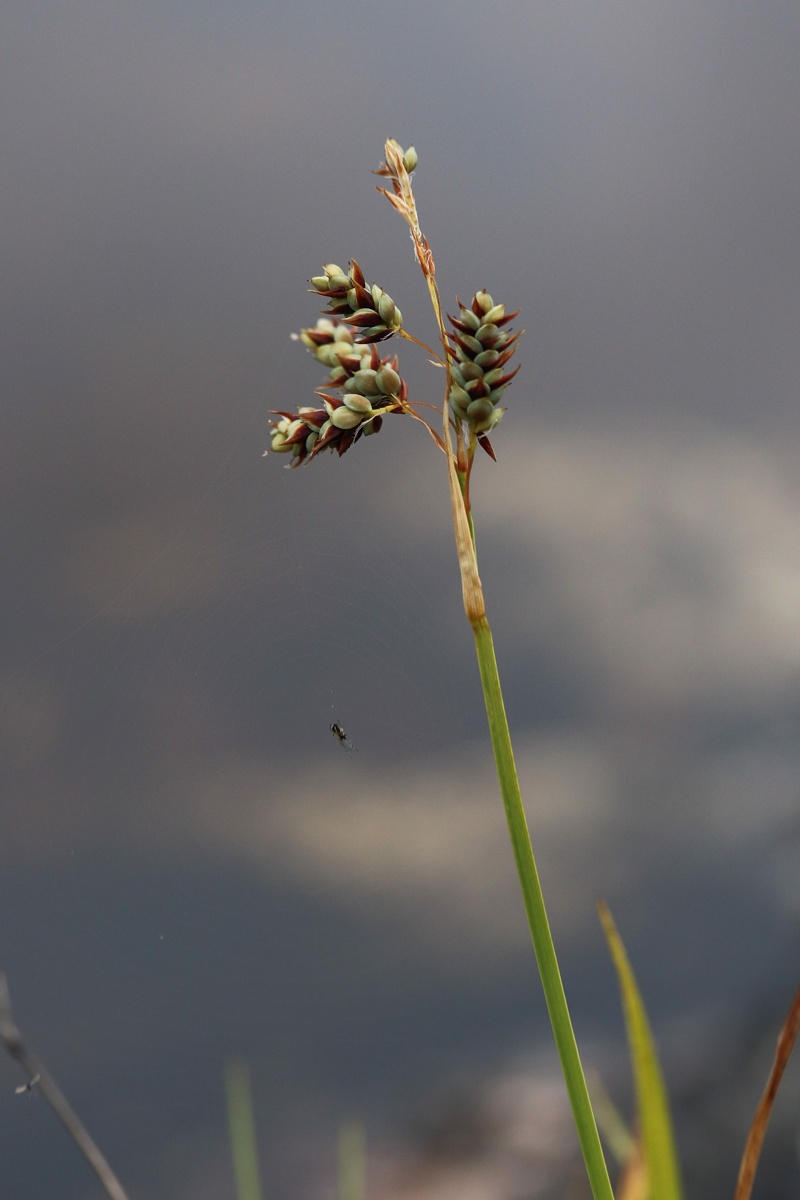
[330,721,355,752]
[15,1073,40,1095]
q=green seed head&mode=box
[342,393,375,414]
[375,364,401,395]
[402,146,418,173]
[330,405,366,431]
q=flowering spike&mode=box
[446,292,521,452]
[272,148,521,472]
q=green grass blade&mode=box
[224,1058,264,1200]
[472,620,614,1200]
[338,1120,366,1200]
[598,901,684,1200]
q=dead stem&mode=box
[0,973,131,1200]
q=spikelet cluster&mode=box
[268,142,521,470]
[447,292,520,457]
[269,319,406,467]
[310,260,402,343]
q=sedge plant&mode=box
[0,138,792,1200]
[268,138,616,1200]
[266,138,799,1199]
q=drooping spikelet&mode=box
[309,260,402,343]
[269,336,407,467]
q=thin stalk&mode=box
[398,327,445,364]
[455,445,612,1200]
[0,974,131,1200]
[470,618,614,1200]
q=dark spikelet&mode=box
[309,260,403,344]
[268,337,409,467]
[446,291,520,456]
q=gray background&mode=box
[2,2,800,1197]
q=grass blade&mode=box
[598,901,684,1200]
[338,1120,366,1200]
[225,1058,264,1200]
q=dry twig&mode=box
[0,972,131,1200]
[734,986,800,1200]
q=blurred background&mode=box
[2,2,800,1197]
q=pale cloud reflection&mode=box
[465,430,800,709]
[190,740,612,946]
[129,733,639,964]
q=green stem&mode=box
[471,618,614,1200]
[457,453,612,1199]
